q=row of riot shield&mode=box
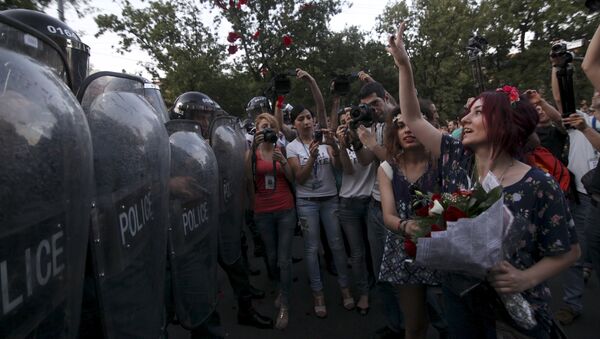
[0,11,249,338]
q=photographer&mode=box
[334,109,377,316]
[526,89,570,166]
[551,40,600,325]
[285,80,350,319]
[581,21,600,291]
[246,113,296,330]
[351,78,406,338]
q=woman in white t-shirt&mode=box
[335,110,376,315]
[286,104,352,319]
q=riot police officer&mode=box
[170,92,273,332]
[0,9,93,338]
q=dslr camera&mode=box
[348,104,375,130]
[272,69,297,95]
[261,128,278,144]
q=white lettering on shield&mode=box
[0,230,65,315]
[118,192,153,246]
[182,202,209,236]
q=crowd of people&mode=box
[230,21,600,339]
[2,6,600,339]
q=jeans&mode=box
[254,208,297,306]
[562,194,591,313]
[585,198,600,285]
[296,197,349,291]
[367,198,405,332]
[338,197,370,295]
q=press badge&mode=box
[265,175,275,190]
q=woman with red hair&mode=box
[387,22,580,338]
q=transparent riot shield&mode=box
[165,120,219,328]
[79,76,170,338]
[209,115,248,265]
[0,18,93,339]
[78,71,169,124]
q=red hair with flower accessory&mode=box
[496,85,520,105]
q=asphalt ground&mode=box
[169,231,600,339]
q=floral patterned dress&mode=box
[438,134,578,333]
[379,160,440,285]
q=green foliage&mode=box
[94,0,599,118]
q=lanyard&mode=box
[301,142,318,177]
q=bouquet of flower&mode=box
[405,185,503,258]
[408,173,537,330]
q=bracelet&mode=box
[280,160,288,166]
[396,219,407,235]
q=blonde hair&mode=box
[254,113,280,133]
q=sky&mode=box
[48,0,393,78]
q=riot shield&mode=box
[165,120,219,328]
[78,71,169,124]
[79,76,170,338]
[209,114,248,265]
[0,17,93,339]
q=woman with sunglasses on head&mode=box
[387,22,580,338]
[377,106,441,339]
[246,112,296,330]
[285,69,352,319]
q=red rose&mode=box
[415,205,429,217]
[252,30,260,41]
[431,193,442,201]
[227,32,240,43]
[404,239,416,258]
[431,224,444,232]
[456,189,471,197]
[442,206,467,222]
[282,35,293,47]
[227,45,238,55]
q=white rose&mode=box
[429,200,444,215]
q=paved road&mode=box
[169,232,600,339]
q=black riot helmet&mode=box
[246,96,271,119]
[170,91,220,137]
[2,9,90,95]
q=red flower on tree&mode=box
[282,35,293,47]
[252,30,260,41]
[227,32,240,43]
[227,45,238,55]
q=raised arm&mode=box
[297,68,327,129]
[329,94,341,131]
[274,96,297,141]
[387,22,442,158]
[583,24,600,90]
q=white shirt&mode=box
[370,122,386,201]
[339,148,376,198]
[568,114,600,194]
[286,139,337,198]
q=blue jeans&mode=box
[367,198,405,333]
[254,208,297,306]
[296,197,349,292]
[562,194,591,313]
[338,196,370,296]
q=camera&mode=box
[466,36,488,60]
[272,69,297,95]
[348,104,375,130]
[331,72,360,96]
[550,42,574,66]
[314,130,323,143]
[262,128,278,144]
